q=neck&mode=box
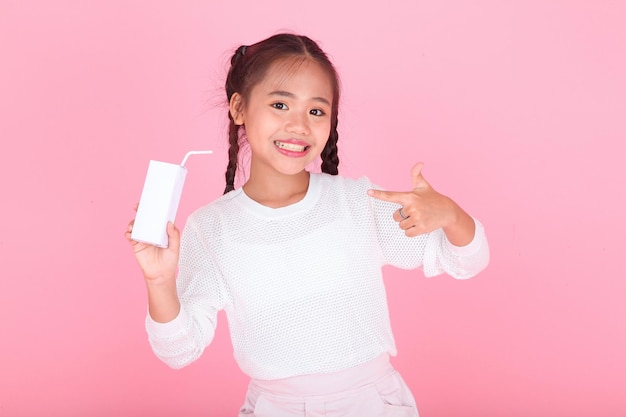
[243,169,311,208]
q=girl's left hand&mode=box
[367,162,462,238]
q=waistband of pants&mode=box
[249,354,394,397]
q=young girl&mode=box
[126,33,489,417]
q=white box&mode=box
[131,160,187,248]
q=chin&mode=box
[275,162,312,177]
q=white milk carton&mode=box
[131,150,212,248]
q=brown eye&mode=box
[272,102,288,110]
[310,109,325,116]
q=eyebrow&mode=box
[268,90,331,106]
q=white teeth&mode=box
[275,141,308,152]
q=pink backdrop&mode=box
[1,1,625,416]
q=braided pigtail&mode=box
[223,45,247,194]
[224,116,240,194]
[321,119,339,175]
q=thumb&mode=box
[166,221,181,251]
[411,162,425,189]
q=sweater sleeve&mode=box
[421,217,490,279]
[366,178,490,279]
[145,212,226,369]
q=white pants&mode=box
[238,354,419,417]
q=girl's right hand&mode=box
[124,205,180,284]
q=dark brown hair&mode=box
[223,33,341,194]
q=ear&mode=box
[229,93,245,125]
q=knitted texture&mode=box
[146,173,489,379]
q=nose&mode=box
[285,111,310,135]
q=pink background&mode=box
[1,1,625,416]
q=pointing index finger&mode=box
[367,189,412,205]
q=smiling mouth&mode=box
[274,141,310,152]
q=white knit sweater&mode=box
[145,173,489,380]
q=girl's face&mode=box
[231,58,333,178]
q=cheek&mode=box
[315,121,332,140]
